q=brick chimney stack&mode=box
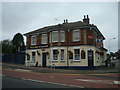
[83,15,90,24]
[63,19,68,24]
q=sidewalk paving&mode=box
[2,63,120,74]
[2,67,120,88]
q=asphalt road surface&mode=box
[2,75,80,88]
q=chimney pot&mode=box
[64,20,65,23]
[87,15,89,18]
[83,15,90,24]
[84,15,86,19]
[66,19,68,23]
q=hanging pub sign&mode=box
[88,35,93,39]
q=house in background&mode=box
[24,15,108,69]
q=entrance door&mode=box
[88,50,94,66]
[42,53,47,67]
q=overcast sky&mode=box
[1,2,118,52]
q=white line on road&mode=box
[113,81,120,84]
[15,69,31,72]
[76,79,120,84]
[21,78,84,88]
[0,74,5,77]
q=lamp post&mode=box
[109,38,116,54]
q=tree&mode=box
[1,39,15,54]
[12,33,25,53]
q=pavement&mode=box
[2,63,120,74]
[1,63,120,88]
[2,68,120,88]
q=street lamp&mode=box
[109,38,116,53]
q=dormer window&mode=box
[60,31,65,42]
[52,31,58,43]
[42,34,47,44]
[31,35,36,45]
[73,30,80,42]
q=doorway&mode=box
[42,53,47,67]
[88,50,94,66]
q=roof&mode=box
[24,20,105,39]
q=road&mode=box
[2,75,79,88]
[1,63,120,88]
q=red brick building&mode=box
[24,15,107,69]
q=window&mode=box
[53,50,58,60]
[81,50,86,59]
[42,34,47,44]
[73,30,80,41]
[31,36,36,45]
[27,55,30,60]
[52,31,58,42]
[32,52,36,61]
[61,50,64,60]
[69,51,73,59]
[60,31,65,42]
[74,49,80,60]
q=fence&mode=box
[2,54,25,64]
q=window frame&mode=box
[52,49,58,61]
[52,31,58,43]
[42,34,48,44]
[81,50,86,59]
[60,49,65,61]
[31,35,37,45]
[74,49,80,61]
[73,30,80,42]
[60,31,65,42]
[32,52,36,62]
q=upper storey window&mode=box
[31,35,36,45]
[73,30,80,42]
[52,31,58,43]
[60,31,65,42]
[42,34,47,44]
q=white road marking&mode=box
[0,74,5,77]
[113,81,120,84]
[21,78,84,88]
[76,79,114,84]
[15,69,31,72]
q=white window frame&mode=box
[73,30,80,42]
[32,52,36,62]
[52,49,58,61]
[61,49,65,61]
[52,31,58,43]
[42,34,48,44]
[60,31,65,42]
[74,49,80,61]
[31,35,37,45]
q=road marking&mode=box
[76,79,114,84]
[15,69,31,72]
[0,74,5,77]
[113,81,120,84]
[21,78,84,88]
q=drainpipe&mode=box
[67,30,69,69]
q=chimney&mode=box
[64,20,66,23]
[66,19,68,23]
[63,19,68,24]
[83,15,90,24]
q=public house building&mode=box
[24,15,108,69]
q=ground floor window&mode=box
[74,49,80,60]
[32,52,36,61]
[81,50,86,59]
[61,49,64,60]
[53,50,58,60]
[27,55,30,60]
[69,51,73,59]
